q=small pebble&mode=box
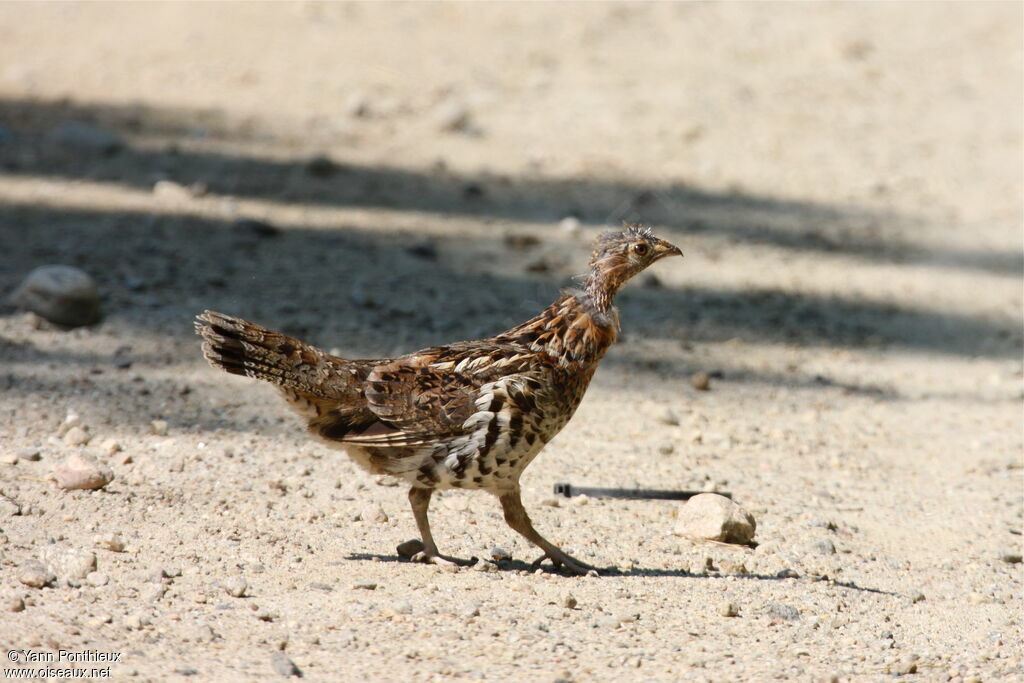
[691,371,711,391]
[908,590,926,603]
[5,593,25,613]
[361,504,388,523]
[893,659,918,675]
[559,216,582,236]
[761,603,800,621]
[719,601,739,617]
[396,539,424,559]
[270,652,302,677]
[150,420,169,436]
[16,448,41,462]
[223,577,247,598]
[1000,552,1023,564]
[63,426,91,447]
[86,572,109,587]
[490,547,512,561]
[143,585,167,603]
[306,154,338,177]
[659,409,680,426]
[657,442,675,455]
[434,101,471,132]
[393,601,413,615]
[93,532,125,552]
[674,493,756,545]
[152,179,197,201]
[54,453,114,490]
[809,538,837,555]
[18,561,54,589]
[232,218,281,238]
[352,582,377,590]
[563,595,578,609]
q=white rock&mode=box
[8,265,102,327]
[39,546,97,584]
[54,453,113,490]
[559,216,582,236]
[152,179,196,201]
[674,493,756,545]
[223,576,247,598]
[86,571,109,587]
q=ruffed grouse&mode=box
[195,225,682,574]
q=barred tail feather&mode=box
[194,310,337,395]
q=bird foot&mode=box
[410,551,478,567]
[531,550,601,576]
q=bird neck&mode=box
[583,269,619,314]
[503,293,619,367]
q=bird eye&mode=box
[632,243,649,256]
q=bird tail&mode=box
[194,310,340,396]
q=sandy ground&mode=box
[0,2,1022,681]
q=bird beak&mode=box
[653,239,683,260]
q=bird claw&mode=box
[531,552,600,576]
[410,551,478,567]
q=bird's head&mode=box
[585,224,682,307]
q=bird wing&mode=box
[336,345,542,448]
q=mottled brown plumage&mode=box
[195,225,682,573]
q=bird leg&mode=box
[498,488,599,575]
[407,487,477,566]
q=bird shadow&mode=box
[343,551,895,595]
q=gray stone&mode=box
[8,265,102,327]
[270,652,301,677]
[674,493,756,545]
[396,539,424,559]
[490,547,512,561]
[54,453,114,490]
[761,603,800,621]
[48,121,122,154]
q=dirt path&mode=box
[1,3,1021,681]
